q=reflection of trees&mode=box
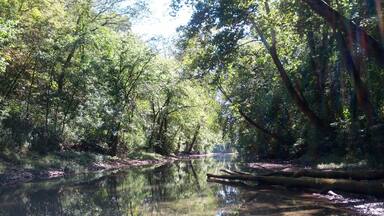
[5,187,64,215]
[0,157,236,215]
[187,160,201,191]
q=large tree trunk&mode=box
[302,0,384,67]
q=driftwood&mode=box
[207,169,384,197]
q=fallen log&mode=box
[220,169,237,175]
[265,170,384,181]
[208,173,260,181]
[220,169,251,176]
[207,173,384,197]
[247,165,384,181]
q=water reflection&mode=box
[0,155,355,216]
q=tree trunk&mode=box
[336,32,377,124]
[187,124,200,153]
[238,109,286,142]
[218,85,287,143]
[57,45,77,95]
[109,122,121,156]
[253,24,332,133]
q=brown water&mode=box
[0,155,372,215]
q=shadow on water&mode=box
[0,155,363,215]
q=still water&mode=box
[0,155,359,215]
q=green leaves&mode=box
[177,0,384,159]
[0,19,17,74]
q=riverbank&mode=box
[0,151,223,186]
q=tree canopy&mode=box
[174,0,384,160]
[0,0,223,156]
[1,0,384,163]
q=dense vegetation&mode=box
[171,0,384,162]
[0,0,222,158]
[1,0,384,164]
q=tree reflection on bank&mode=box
[0,156,355,215]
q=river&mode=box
[0,155,378,215]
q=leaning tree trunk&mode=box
[217,85,288,144]
[187,124,200,153]
[251,1,332,133]
[253,24,332,133]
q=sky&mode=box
[130,0,192,41]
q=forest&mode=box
[1,0,384,214]
[1,0,384,186]
[0,0,224,159]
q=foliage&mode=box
[175,0,384,161]
[1,0,384,163]
[0,0,223,157]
